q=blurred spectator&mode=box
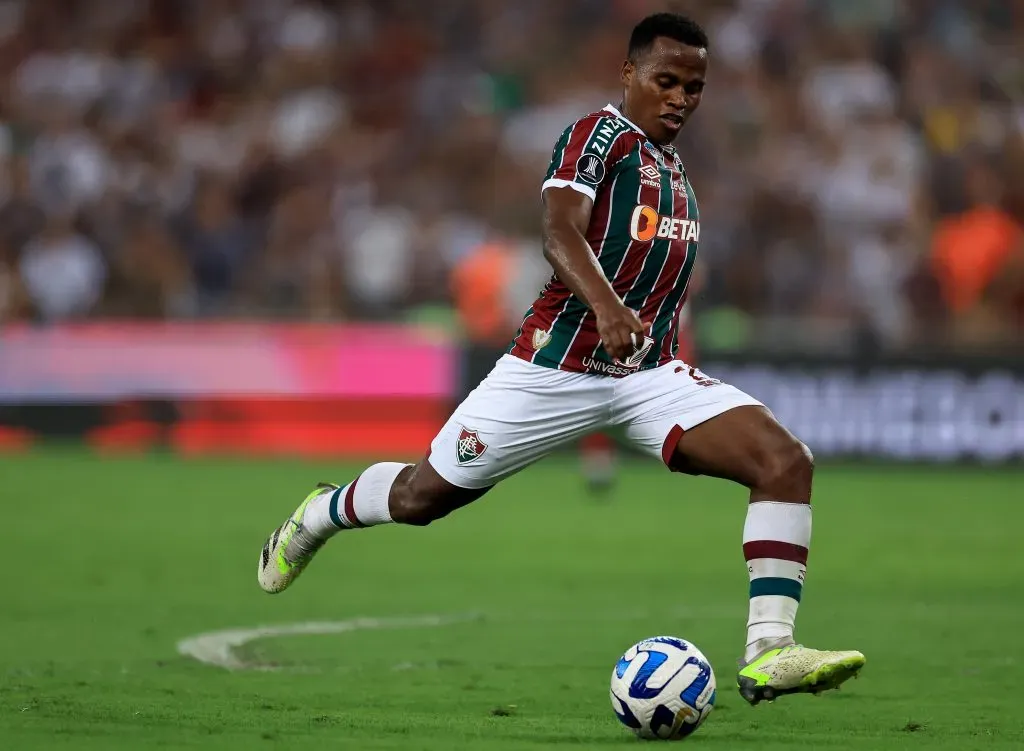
[0,238,27,322]
[0,0,1020,354]
[930,158,1024,344]
[19,212,105,321]
[243,179,337,319]
[174,174,256,314]
[105,214,194,319]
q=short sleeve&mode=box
[541,115,631,201]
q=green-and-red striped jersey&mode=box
[508,104,700,377]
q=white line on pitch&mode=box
[176,607,736,672]
[176,613,482,671]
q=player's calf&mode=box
[387,461,488,526]
[257,460,487,593]
[300,460,484,533]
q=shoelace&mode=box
[738,642,802,668]
[283,521,325,563]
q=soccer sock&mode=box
[580,432,616,486]
[742,500,811,662]
[303,462,407,538]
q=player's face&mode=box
[620,37,708,145]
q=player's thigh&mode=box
[429,355,610,489]
[614,362,764,473]
[663,404,811,497]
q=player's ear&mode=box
[620,59,634,87]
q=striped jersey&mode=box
[508,104,700,377]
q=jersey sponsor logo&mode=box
[576,154,605,184]
[532,328,552,350]
[638,163,661,188]
[581,334,655,376]
[629,204,700,243]
[581,357,635,377]
[588,117,628,155]
[456,427,488,465]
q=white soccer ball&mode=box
[610,636,716,740]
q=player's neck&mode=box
[618,101,673,150]
[618,101,640,131]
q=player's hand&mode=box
[594,301,646,363]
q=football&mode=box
[610,636,716,740]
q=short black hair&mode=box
[627,13,709,61]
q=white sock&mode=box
[302,462,407,538]
[742,501,812,662]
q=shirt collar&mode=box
[603,103,677,155]
[602,103,644,135]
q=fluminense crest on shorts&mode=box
[456,427,488,465]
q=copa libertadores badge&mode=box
[576,154,605,184]
[456,427,488,465]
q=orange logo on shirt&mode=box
[629,205,700,243]
[629,205,661,242]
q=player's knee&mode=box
[389,481,448,526]
[753,436,814,501]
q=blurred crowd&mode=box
[0,0,1022,353]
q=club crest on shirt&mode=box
[456,427,488,465]
[532,328,552,350]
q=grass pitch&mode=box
[2,448,1023,749]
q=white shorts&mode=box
[428,355,763,489]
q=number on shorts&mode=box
[675,364,721,388]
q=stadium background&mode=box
[1,0,1022,459]
[2,2,1023,750]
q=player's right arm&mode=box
[540,115,644,362]
[541,188,644,362]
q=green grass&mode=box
[2,448,1023,749]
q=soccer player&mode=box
[258,13,865,705]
